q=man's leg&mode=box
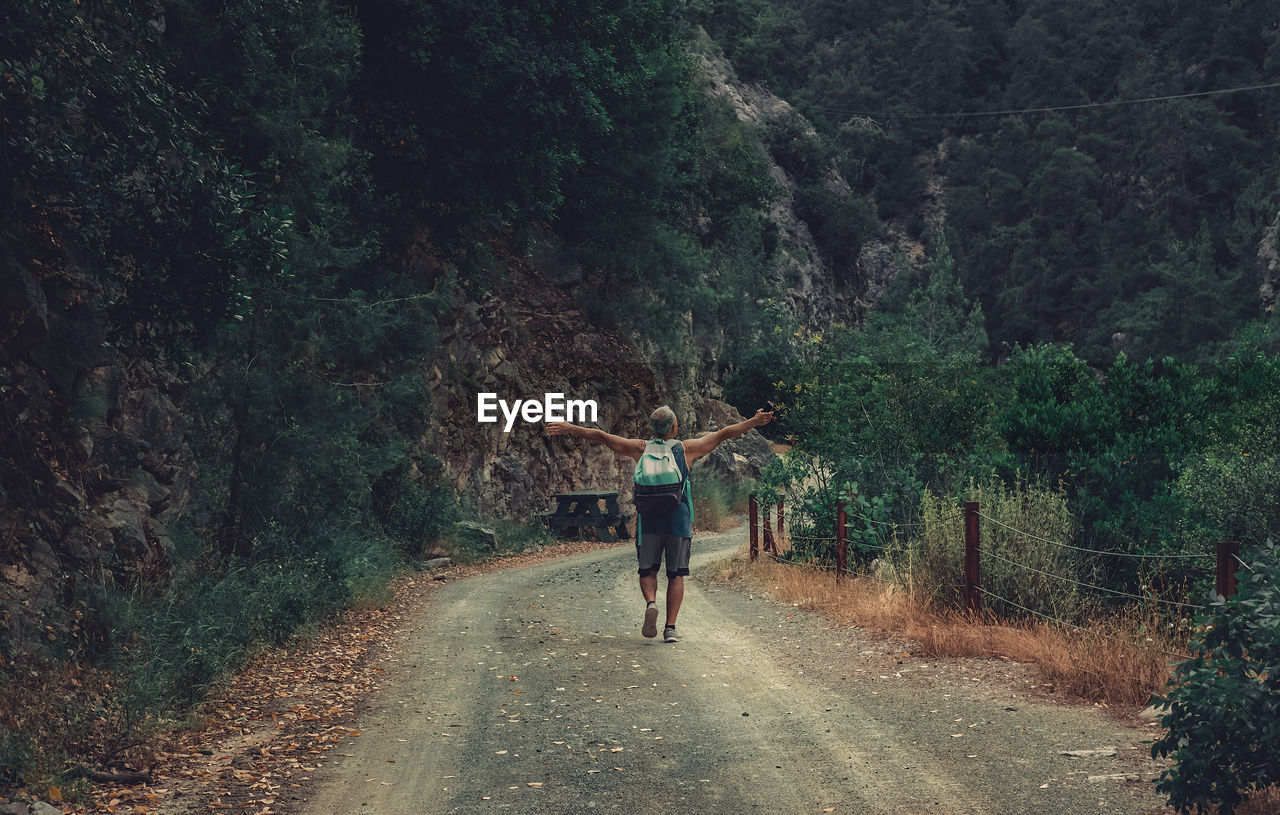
[664,575,684,626]
[662,536,691,641]
[637,533,663,638]
[639,572,658,603]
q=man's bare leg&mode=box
[640,573,660,638]
[640,573,658,603]
[665,576,684,626]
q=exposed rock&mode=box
[1136,704,1164,724]
[106,496,150,559]
[1259,209,1280,313]
[425,261,775,521]
[690,398,774,482]
[1061,747,1117,758]
[691,26,853,327]
[1,261,194,651]
[453,521,499,553]
[422,557,453,571]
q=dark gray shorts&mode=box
[637,533,691,578]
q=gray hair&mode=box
[649,405,676,438]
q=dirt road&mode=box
[302,531,1167,814]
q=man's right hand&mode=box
[547,422,577,436]
[749,408,775,427]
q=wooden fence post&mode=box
[762,504,775,555]
[749,494,758,562]
[964,501,981,614]
[1216,540,1240,599]
[836,503,848,583]
[777,498,784,540]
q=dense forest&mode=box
[0,0,779,786]
[2,0,1279,808]
[696,0,1280,362]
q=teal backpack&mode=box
[632,439,688,517]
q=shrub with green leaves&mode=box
[896,478,1087,620]
[1152,543,1280,815]
[691,470,753,532]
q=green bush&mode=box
[691,470,754,532]
[485,517,557,557]
[896,478,1088,620]
[1152,543,1280,815]
[445,517,558,564]
[0,727,34,788]
[90,526,400,714]
[1176,452,1280,549]
[380,467,459,557]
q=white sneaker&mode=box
[642,603,659,638]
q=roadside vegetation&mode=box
[0,0,775,792]
[729,250,1279,812]
[692,471,756,532]
[4,0,1279,811]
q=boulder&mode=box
[690,398,775,482]
[453,521,499,554]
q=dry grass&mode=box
[707,552,1182,709]
[1237,788,1280,814]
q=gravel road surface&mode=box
[302,531,1167,814]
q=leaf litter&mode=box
[62,572,445,815]
[57,539,625,815]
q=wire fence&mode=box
[974,586,1193,662]
[747,493,1238,664]
[977,547,1208,611]
[977,510,1214,562]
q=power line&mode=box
[803,80,1280,121]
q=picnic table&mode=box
[545,490,631,541]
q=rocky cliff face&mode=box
[424,257,773,521]
[690,27,931,326]
[1259,210,1280,314]
[1,248,194,651]
[691,28,850,327]
[1,40,793,655]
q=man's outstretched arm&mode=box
[547,422,645,460]
[681,409,773,463]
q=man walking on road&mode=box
[548,405,773,642]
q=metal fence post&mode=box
[836,503,848,583]
[777,498,784,540]
[1216,540,1240,598]
[749,494,758,562]
[964,501,981,614]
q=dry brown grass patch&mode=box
[707,552,1181,709]
[1237,787,1280,814]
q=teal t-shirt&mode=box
[635,440,693,539]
